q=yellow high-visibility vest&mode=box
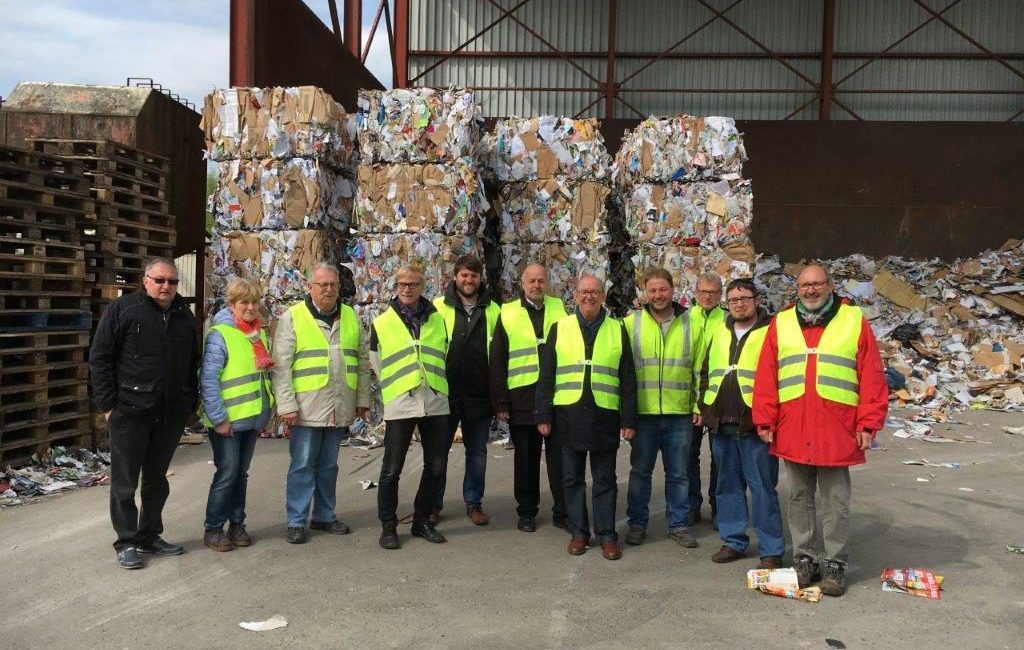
[776,304,862,406]
[372,307,448,404]
[623,308,697,415]
[500,296,566,390]
[289,302,360,392]
[702,320,769,408]
[206,324,275,423]
[552,314,623,410]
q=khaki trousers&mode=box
[784,460,852,567]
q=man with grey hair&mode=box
[90,257,199,569]
[687,272,726,526]
[273,263,371,545]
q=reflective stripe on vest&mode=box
[373,307,449,404]
[702,320,769,408]
[624,309,694,415]
[432,296,500,361]
[290,302,360,393]
[500,296,566,389]
[776,304,862,406]
[689,305,725,373]
[552,314,623,410]
[208,324,274,422]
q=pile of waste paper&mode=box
[486,117,614,306]
[753,239,1024,415]
[203,86,357,321]
[0,447,110,508]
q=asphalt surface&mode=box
[1,408,1022,649]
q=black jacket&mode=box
[440,282,495,421]
[488,297,557,425]
[536,309,638,452]
[698,308,771,434]
[89,291,199,421]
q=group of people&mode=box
[89,254,887,598]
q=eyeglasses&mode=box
[726,296,755,305]
[397,282,421,289]
[146,276,179,286]
[311,282,339,290]
[797,281,829,291]
[577,290,602,297]
[697,289,720,296]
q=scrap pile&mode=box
[753,239,1024,416]
[202,86,357,322]
[350,87,487,322]
[0,144,94,466]
[0,446,110,507]
[484,117,613,306]
[611,115,753,311]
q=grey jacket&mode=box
[272,300,371,427]
[200,307,273,432]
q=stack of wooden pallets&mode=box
[0,145,94,466]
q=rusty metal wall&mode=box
[230,0,384,110]
[600,119,1023,261]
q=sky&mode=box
[0,0,394,109]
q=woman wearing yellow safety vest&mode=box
[200,278,274,552]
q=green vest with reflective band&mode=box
[776,304,862,406]
[552,314,623,410]
[623,309,696,415]
[689,305,726,372]
[501,296,566,390]
[432,296,500,360]
[290,302,360,393]
[373,307,449,404]
[207,324,274,423]
[702,320,769,408]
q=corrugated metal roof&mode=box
[407,0,1024,120]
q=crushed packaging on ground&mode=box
[202,87,356,167]
[880,567,944,599]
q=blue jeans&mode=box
[562,446,618,543]
[205,429,259,530]
[711,428,785,557]
[626,415,692,532]
[436,414,489,510]
[285,426,344,528]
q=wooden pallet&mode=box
[0,396,91,440]
[0,251,85,278]
[0,310,91,332]
[83,234,174,260]
[27,139,170,174]
[92,185,168,211]
[0,180,95,213]
[0,145,89,189]
[0,415,93,467]
[0,378,89,408]
[0,291,90,311]
[0,358,89,387]
[94,202,175,229]
[0,201,83,241]
[87,169,165,195]
[90,219,176,245]
[0,330,91,356]
[0,234,84,259]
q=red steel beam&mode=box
[344,0,361,59]
[328,0,342,39]
[362,0,387,63]
[605,0,617,119]
[395,0,409,87]
[407,49,1024,61]
[910,0,1024,82]
[229,0,257,86]
[819,0,835,120]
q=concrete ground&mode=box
[1,408,1022,649]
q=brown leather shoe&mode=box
[428,508,441,526]
[711,545,745,563]
[467,505,490,526]
[757,555,783,569]
[204,529,233,552]
[567,537,589,555]
[601,541,622,560]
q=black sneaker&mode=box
[795,555,822,588]
[410,522,447,544]
[117,546,143,569]
[624,527,646,546]
[517,516,537,533]
[286,527,307,544]
[820,560,847,597]
[137,537,184,556]
[379,525,400,550]
[310,520,351,535]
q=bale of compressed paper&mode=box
[498,240,610,306]
[209,158,354,231]
[496,179,611,244]
[354,160,489,235]
[485,116,611,182]
[347,232,483,304]
[613,115,746,186]
[356,87,483,164]
[202,87,357,167]
[622,179,753,248]
[207,228,348,311]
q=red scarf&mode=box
[234,315,274,370]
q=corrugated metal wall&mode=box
[407,0,1024,120]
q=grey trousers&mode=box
[784,460,852,567]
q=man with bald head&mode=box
[536,275,637,560]
[90,258,199,569]
[489,263,568,532]
[753,264,888,596]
